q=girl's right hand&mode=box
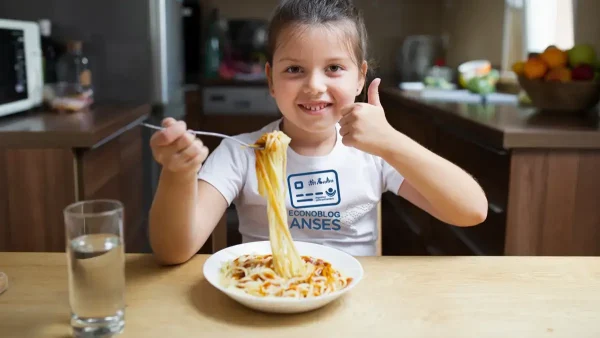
[149,118,209,176]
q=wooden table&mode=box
[0,253,599,337]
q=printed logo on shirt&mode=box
[287,170,342,231]
[288,209,342,231]
[287,170,341,209]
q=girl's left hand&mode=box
[339,78,396,156]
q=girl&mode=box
[148,0,488,265]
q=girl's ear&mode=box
[265,62,275,97]
[357,61,368,96]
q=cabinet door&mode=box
[428,219,477,255]
[118,127,145,252]
[433,128,510,255]
[80,126,147,253]
[381,92,510,256]
[1,148,75,252]
[382,193,431,255]
[0,148,7,250]
[382,98,437,254]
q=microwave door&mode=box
[0,28,29,106]
[0,19,43,118]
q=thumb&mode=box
[367,78,381,106]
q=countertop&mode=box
[0,104,151,148]
[0,252,598,337]
[380,87,600,149]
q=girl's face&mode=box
[266,23,367,135]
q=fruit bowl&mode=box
[517,76,600,112]
[513,44,600,113]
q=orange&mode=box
[524,57,548,79]
[544,66,572,82]
[512,61,525,76]
[540,46,568,68]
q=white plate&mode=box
[203,240,364,314]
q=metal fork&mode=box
[141,123,263,149]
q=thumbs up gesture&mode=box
[339,78,396,156]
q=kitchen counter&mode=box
[380,88,600,149]
[0,104,151,253]
[0,104,150,148]
[1,252,599,337]
[379,87,600,257]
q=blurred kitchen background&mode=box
[0,0,598,256]
[2,0,598,102]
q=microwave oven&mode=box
[0,18,43,118]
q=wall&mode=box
[441,0,505,68]
[203,0,600,76]
[205,0,446,81]
[442,0,600,68]
[3,0,595,94]
[0,0,154,103]
[574,0,600,53]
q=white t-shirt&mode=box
[197,119,404,256]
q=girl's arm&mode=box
[148,118,240,265]
[340,78,488,227]
[149,171,228,265]
[380,132,487,226]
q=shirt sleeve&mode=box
[381,159,405,195]
[197,139,248,206]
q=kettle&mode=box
[397,35,444,82]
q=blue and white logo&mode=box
[287,170,341,209]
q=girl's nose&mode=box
[303,71,327,95]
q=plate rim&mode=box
[202,240,364,304]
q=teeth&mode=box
[302,104,327,111]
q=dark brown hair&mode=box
[266,0,372,97]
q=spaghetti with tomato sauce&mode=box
[220,254,353,298]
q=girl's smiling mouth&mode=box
[298,102,333,114]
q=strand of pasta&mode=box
[255,131,305,279]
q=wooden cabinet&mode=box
[380,90,600,256]
[381,105,508,256]
[0,148,76,252]
[433,127,509,255]
[0,105,150,253]
[381,105,517,256]
[78,127,147,252]
[382,103,436,255]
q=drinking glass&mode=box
[64,200,125,337]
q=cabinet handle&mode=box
[488,202,504,214]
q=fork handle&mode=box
[141,123,260,149]
[142,122,226,137]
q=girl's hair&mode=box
[266,0,372,95]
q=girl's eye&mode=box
[285,66,302,73]
[327,65,343,72]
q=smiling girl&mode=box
[148,0,488,264]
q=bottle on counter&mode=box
[53,40,93,111]
[56,40,92,94]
